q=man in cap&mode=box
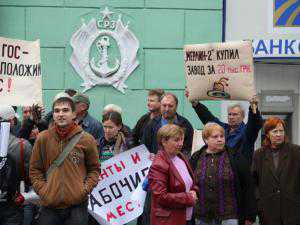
[0,105,32,225]
[30,92,100,225]
[73,93,104,140]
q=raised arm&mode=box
[245,102,263,144]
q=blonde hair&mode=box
[157,124,185,146]
[202,122,224,141]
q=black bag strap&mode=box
[46,132,84,179]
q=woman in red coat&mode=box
[148,124,198,225]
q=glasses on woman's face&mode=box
[270,129,284,135]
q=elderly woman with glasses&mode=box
[148,124,198,225]
[191,122,256,225]
[252,117,300,225]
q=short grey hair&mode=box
[227,103,245,117]
[103,104,122,115]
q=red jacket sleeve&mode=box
[148,159,195,209]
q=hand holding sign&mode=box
[185,86,198,107]
[249,95,259,114]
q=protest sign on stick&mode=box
[184,41,256,102]
[0,37,42,106]
[88,145,152,225]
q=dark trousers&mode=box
[0,203,23,225]
[187,220,194,225]
[38,201,88,225]
[137,192,151,225]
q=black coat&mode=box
[142,113,193,157]
[252,143,300,225]
[191,146,257,224]
[132,113,152,146]
[0,156,18,204]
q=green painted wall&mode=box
[0,0,223,129]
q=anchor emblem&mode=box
[89,36,120,78]
[70,6,140,93]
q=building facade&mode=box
[0,0,223,129]
[224,0,300,145]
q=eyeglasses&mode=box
[228,113,240,116]
[270,129,284,135]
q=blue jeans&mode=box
[38,201,88,225]
[23,203,35,225]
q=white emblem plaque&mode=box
[70,7,140,93]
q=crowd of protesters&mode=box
[0,87,300,225]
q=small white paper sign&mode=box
[23,190,40,204]
[0,122,10,157]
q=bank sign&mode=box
[224,0,300,59]
[253,39,300,58]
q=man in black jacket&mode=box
[142,92,194,157]
[132,89,164,146]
